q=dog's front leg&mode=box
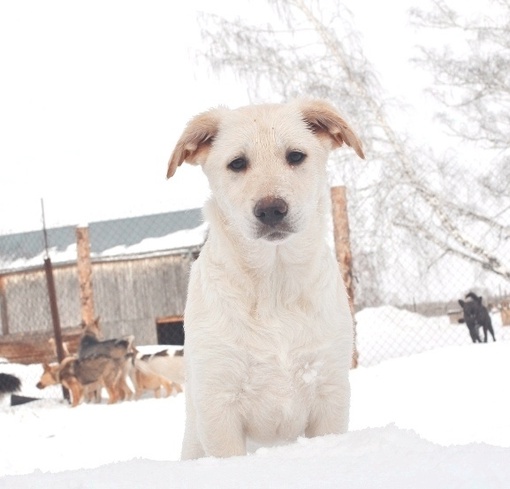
[183,384,246,459]
[196,397,246,458]
[305,380,350,438]
[65,381,83,408]
[181,387,205,460]
[469,325,481,343]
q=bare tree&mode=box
[198,0,510,305]
[411,1,510,154]
[409,0,510,274]
[411,0,510,208]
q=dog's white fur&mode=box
[167,99,364,459]
[131,350,185,386]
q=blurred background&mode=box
[1,0,509,388]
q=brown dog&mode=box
[78,317,134,401]
[36,355,123,407]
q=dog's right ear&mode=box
[167,109,223,178]
[459,300,465,308]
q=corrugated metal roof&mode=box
[0,208,203,267]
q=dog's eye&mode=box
[228,157,248,172]
[287,151,306,165]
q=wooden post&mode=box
[0,276,9,335]
[76,226,96,328]
[331,186,358,368]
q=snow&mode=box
[1,307,509,488]
[97,223,208,259]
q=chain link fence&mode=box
[355,301,510,367]
[0,199,509,402]
[353,219,510,366]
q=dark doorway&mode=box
[156,316,184,346]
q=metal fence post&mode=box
[0,276,9,335]
[44,257,70,401]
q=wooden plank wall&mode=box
[0,327,82,365]
[0,253,193,358]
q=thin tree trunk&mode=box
[331,186,358,368]
[76,226,96,328]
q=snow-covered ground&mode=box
[1,307,509,488]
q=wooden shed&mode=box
[447,309,464,324]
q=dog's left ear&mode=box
[299,99,365,159]
[167,108,224,178]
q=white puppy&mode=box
[167,99,364,459]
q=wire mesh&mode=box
[0,202,508,403]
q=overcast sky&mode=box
[0,0,433,234]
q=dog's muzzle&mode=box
[253,197,293,241]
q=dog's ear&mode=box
[167,109,223,178]
[298,99,365,159]
[459,299,465,308]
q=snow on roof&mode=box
[0,208,205,272]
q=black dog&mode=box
[0,373,21,395]
[458,292,496,343]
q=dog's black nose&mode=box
[254,197,288,226]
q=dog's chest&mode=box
[234,341,325,440]
[186,246,348,442]
[246,342,323,388]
